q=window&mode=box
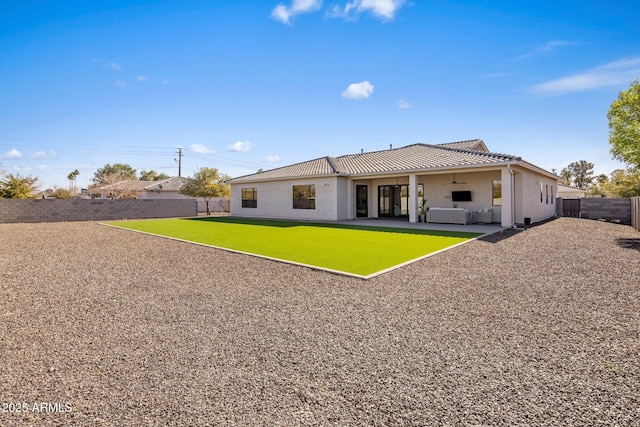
[546,184,549,204]
[293,184,315,209]
[241,187,257,208]
[492,179,502,206]
[540,182,544,203]
[551,185,554,204]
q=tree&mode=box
[559,168,572,186]
[139,170,170,181]
[179,167,230,215]
[0,173,39,199]
[587,173,610,197]
[608,79,640,169]
[560,160,594,189]
[92,163,137,186]
[67,169,80,194]
[602,168,640,198]
[53,187,72,199]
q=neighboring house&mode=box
[557,184,586,199]
[90,179,157,199]
[226,140,559,227]
[91,176,228,212]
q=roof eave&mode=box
[512,160,559,180]
[227,172,345,185]
[345,160,519,178]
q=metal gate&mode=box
[562,198,581,217]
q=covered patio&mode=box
[338,217,506,235]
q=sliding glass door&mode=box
[378,185,408,218]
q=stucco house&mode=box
[91,176,228,212]
[556,184,586,199]
[226,140,559,227]
[90,176,192,199]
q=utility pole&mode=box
[176,147,183,177]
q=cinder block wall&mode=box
[0,199,197,223]
[580,198,631,224]
[555,198,563,217]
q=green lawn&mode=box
[107,217,482,277]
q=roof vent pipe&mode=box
[390,144,393,150]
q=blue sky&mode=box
[1,0,639,189]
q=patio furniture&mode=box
[472,208,493,224]
[427,208,472,225]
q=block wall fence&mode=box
[557,197,639,230]
[580,198,631,224]
[0,199,197,223]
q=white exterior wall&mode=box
[420,170,503,222]
[230,176,344,221]
[518,169,558,224]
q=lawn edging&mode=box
[101,218,490,279]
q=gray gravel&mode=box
[1,217,639,426]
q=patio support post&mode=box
[409,174,418,223]
[501,166,514,227]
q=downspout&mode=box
[507,164,516,228]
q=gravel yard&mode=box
[1,217,639,426]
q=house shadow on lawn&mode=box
[185,216,481,239]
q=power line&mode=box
[183,151,268,170]
[1,138,274,176]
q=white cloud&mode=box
[5,148,22,159]
[31,150,56,159]
[136,75,147,82]
[396,99,410,109]
[529,56,640,95]
[517,40,574,60]
[189,143,214,154]
[342,81,374,100]
[331,0,406,20]
[272,0,322,24]
[227,141,255,152]
[265,155,281,163]
[116,80,127,88]
[103,62,122,71]
[162,79,169,85]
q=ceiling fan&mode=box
[443,173,467,185]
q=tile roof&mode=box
[95,180,155,192]
[227,141,522,184]
[144,176,190,191]
[94,177,189,193]
[436,139,488,152]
